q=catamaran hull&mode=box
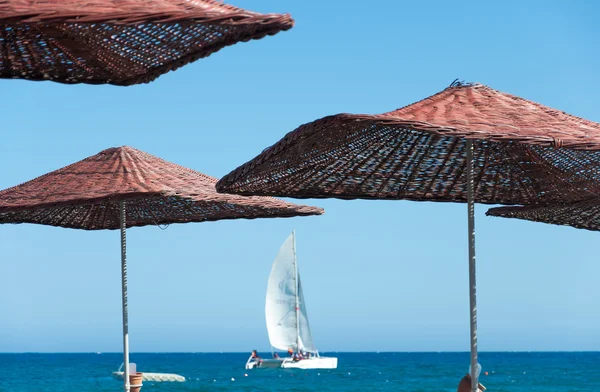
[246,359,284,369]
[281,357,338,369]
[246,357,338,369]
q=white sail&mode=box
[265,232,317,353]
[297,275,316,352]
[265,233,299,351]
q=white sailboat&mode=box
[246,231,338,370]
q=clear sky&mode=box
[1,0,599,353]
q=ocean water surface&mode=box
[0,352,598,391]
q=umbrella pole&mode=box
[466,140,479,392]
[120,201,131,392]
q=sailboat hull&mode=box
[281,357,338,369]
[246,359,284,369]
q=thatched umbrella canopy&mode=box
[0,146,322,391]
[0,146,322,228]
[486,149,600,231]
[486,199,600,232]
[216,81,600,392]
[0,0,293,85]
[216,81,600,202]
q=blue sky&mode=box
[1,0,599,353]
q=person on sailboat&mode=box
[287,348,294,357]
[245,350,263,369]
[292,351,304,361]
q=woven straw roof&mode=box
[486,200,600,232]
[216,82,600,205]
[0,0,293,85]
[0,146,323,230]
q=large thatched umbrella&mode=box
[0,146,322,391]
[216,81,600,391]
[0,0,293,85]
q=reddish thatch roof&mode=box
[216,82,600,205]
[366,83,600,149]
[0,146,323,230]
[486,200,600,232]
[0,0,293,85]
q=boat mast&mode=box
[292,230,300,353]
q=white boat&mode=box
[246,231,338,370]
[112,363,186,382]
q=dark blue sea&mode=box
[0,352,598,391]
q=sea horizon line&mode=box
[1,350,598,354]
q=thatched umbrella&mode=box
[486,199,600,231]
[0,146,322,391]
[486,145,600,230]
[216,81,600,391]
[0,0,293,85]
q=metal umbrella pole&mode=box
[120,201,131,392]
[466,140,479,392]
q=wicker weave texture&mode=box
[486,200,600,232]
[216,83,600,205]
[0,146,323,230]
[0,0,293,85]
